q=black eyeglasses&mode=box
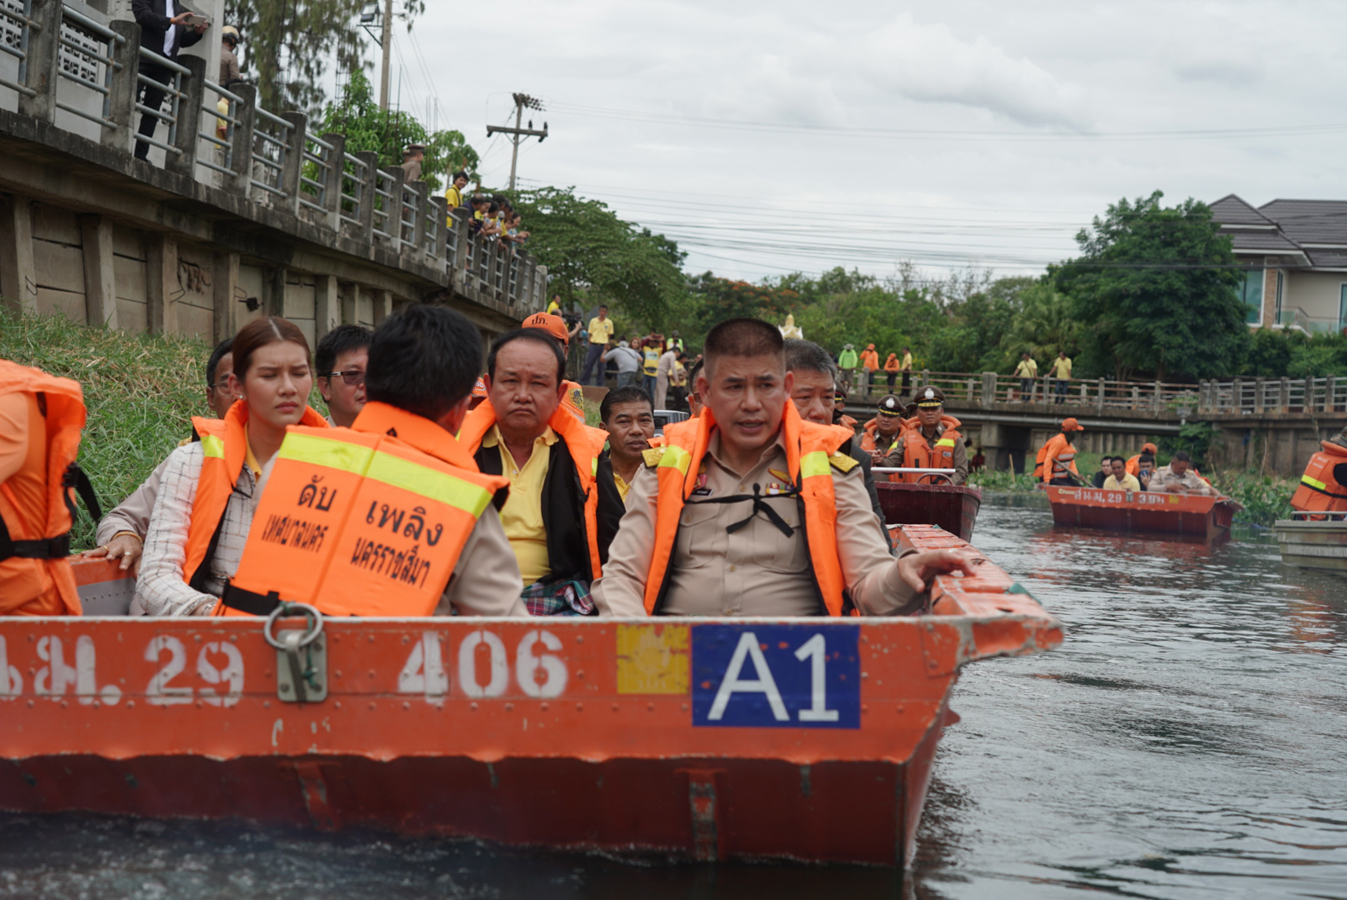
[324,370,366,386]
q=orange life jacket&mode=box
[1035,433,1078,482]
[860,417,903,455]
[218,402,509,616]
[898,415,962,484]
[641,402,855,616]
[562,379,585,422]
[0,360,86,616]
[459,395,609,581]
[183,401,329,595]
[1290,440,1347,514]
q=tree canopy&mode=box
[225,0,426,114]
[1052,191,1247,381]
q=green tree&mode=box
[315,71,477,192]
[1053,191,1246,381]
[994,281,1081,373]
[225,0,426,114]
[689,274,798,332]
[509,186,688,328]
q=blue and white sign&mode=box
[691,624,860,729]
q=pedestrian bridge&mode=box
[846,371,1347,478]
[0,0,544,350]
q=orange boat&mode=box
[875,481,982,541]
[0,527,1060,868]
[1045,485,1241,541]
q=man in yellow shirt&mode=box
[1013,352,1038,402]
[900,346,914,398]
[580,304,614,387]
[1102,457,1141,491]
[597,385,655,503]
[1051,350,1072,404]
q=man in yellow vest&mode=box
[593,318,974,617]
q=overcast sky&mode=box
[378,0,1346,285]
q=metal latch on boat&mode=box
[263,601,327,703]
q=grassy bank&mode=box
[1,310,217,549]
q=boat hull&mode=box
[1045,486,1238,540]
[875,482,982,541]
[1274,516,1347,572]
[0,537,1059,867]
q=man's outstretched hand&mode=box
[897,549,978,595]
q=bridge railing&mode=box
[1200,376,1347,415]
[0,0,548,314]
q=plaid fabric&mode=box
[521,577,595,616]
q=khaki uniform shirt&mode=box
[593,429,919,617]
[1147,465,1214,495]
[880,423,969,485]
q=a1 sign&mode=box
[691,624,860,729]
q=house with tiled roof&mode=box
[1210,195,1347,333]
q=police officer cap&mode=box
[915,386,945,408]
[877,394,904,417]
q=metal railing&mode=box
[1201,376,1347,415]
[1276,306,1345,336]
[0,0,551,313]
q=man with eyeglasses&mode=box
[315,325,371,427]
[86,338,239,577]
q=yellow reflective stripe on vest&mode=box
[366,452,494,517]
[658,444,692,476]
[935,438,956,448]
[278,431,373,474]
[1302,474,1328,491]
[591,458,599,477]
[200,434,225,459]
[800,450,831,479]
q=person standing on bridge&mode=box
[1013,352,1038,402]
[132,0,208,162]
[859,344,880,396]
[1051,350,1073,404]
[884,352,901,390]
[837,344,859,390]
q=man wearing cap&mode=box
[593,318,975,618]
[400,145,425,182]
[1035,418,1085,485]
[861,394,907,460]
[521,312,585,422]
[879,386,967,485]
[1125,442,1158,478]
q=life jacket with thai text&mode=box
[218,402,507,616]
[640,403,855,616]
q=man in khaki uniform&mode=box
[593,318,974,618]
[879,386,969,485]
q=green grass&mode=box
[1,309,217,549]
[1207,471,1296,527]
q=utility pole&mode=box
[379,0,393,112]
[487,93,548,190]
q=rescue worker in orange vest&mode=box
[459,329,624,615]
[592,318,975,617]
[879,386,968,485]
[1125,442,1158,478]
[0,359,94,616]
[861,394,906,458]
[134,317,330,616]
[1290,425,1347,516]
[1036,418,1085,485]
[520,312,586,422]
[217,305,528,617]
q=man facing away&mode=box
[580,305,614,387]
[1103,457,1141,492]
[315,325,371,428]
[594,318,974,618]
[597,385,656,503]
[459,329,624,615]
[219,305,527,617]
[1148,451,1215,496]
[88,338,239,577]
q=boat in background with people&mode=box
[1045,485,1241,541]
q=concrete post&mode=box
[166,56,206,178]
[1304,376,1316,414]
[0,194,37,313]
[410,182,428,263]
[78,215,118,329]
[355,152,379,243]
[1254,377,1265,414]
[19,0,61,122]
[1327,376,1338,413]
[428,196,447,265]
[212,251,238,341]
[319,132,346,232]
[145,234,178,335]
[266,266,286,317]
[1130,385,1139,409]
[1096,377,1105,414]
[384,165,405,252]
[375,289,393,325]
[980,372,996,406]
[1279,377,1290,413]
[1152,381,1161,415]
[315,275,340,337]
[103,21,140,152]
[277,111,306,216]
[227,83,257,196]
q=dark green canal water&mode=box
[0,494,1343,899]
